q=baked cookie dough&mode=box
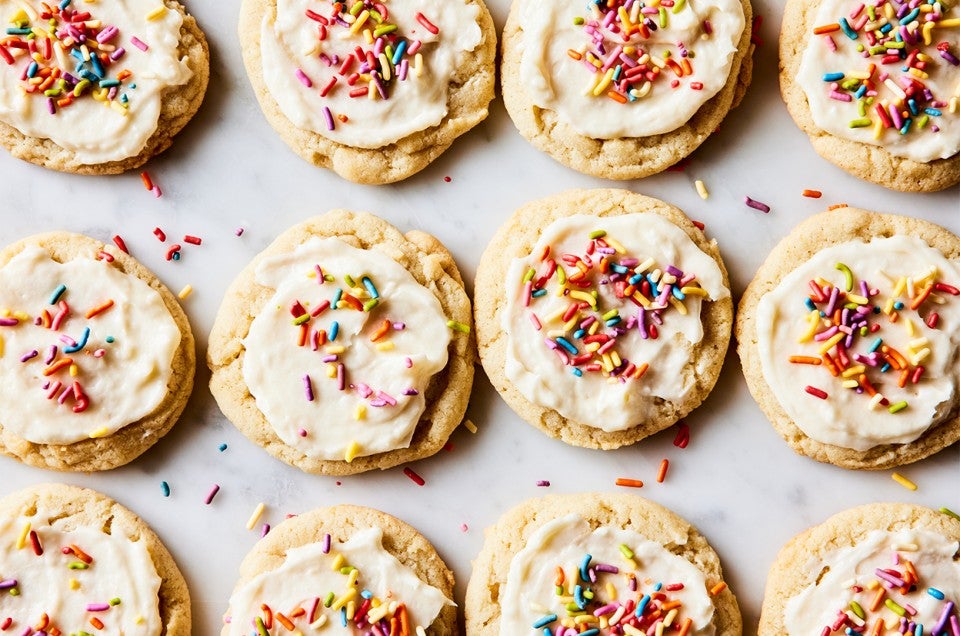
[465,493,742,636]
[208,210,474,475]
[759,503,960,635]
[475,189,732,450]
[239,0,496,184]
[738,207,960,470]
[222,504,456,635]
[500,0,754,180]
[780,0,960,192]
[0,483,191,635]
[0,232,195,471]
[0,0,210,174]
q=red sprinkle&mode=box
[403,467,425,486]
[140,171,154,191]
[673,422,690,448]
[415,12,439,34]
[802,189,823,198]
[751,15,763,46]
[926,312,939,329]
[805,385,829,399]
[165,244,182,261]
[691,220,705,231]
[183,235,202,245]
[29,530,42,556]
[153,227,166,242]
[443,176,452,183]
[111,235,128,253]
[96,250,114,262]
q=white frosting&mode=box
[0,0,193,164]
[517,0,745,139]
[0,510,162,635]
[225,526,452,634]
[502,214,729,432]
[501,514,716,635]
[242,237,450,461]
[785,529,960,635]
[0,246,181,444]
[259,0,482,148]
[756,236,960,451]
[796,0,960,163]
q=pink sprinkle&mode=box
[130,36,148,51]
[298,428,308,437]
[295,68,313,87]
[745,196,771,213]
[204,484,220,505]
[529,312,542,331]
[86,603,110,612]
[235,227,245,237]
[404,357,413,368]
[460,523,468,532]
[151,185,162,198]
[260,524,270,537]
[303,374,314,401]
[536,480,550,487]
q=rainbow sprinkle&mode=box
[522,227,711,383]
[811,0,960,140]
[790,258,959,412]
[567,0,714,104]
[1,1,147,115]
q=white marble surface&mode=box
[1,0,958,633]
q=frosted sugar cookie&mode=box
[239,0,497,184]
[474,189,732,450]
[0,0,209,174]
[759,503,960,635]
[0,483,191,635]
[207,210,474,475]
[780,0,960,191]
[222,504,456,635]
[0,232,195,471]
[500,0,753,179]
[737,207,960,469]
[465,493,742,635]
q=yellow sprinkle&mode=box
[331,553,344,570]
[798,310,820,342]
[177,284,193,300]
[331,587,357,611]
[668,296,687,315]
[375,341,394,351]
[680,286,709,298]
[937,17,960,27]
[593,67,616,96]
[16,522,30,549]
[819,332,845,354]
[632,292,651,308]
[891,472,917,491]
[414,52,423,77]
[664,608,679,627]
[0,334,4,358]
[841,365,866,378]
[694,179,709,200]
[846,293,869,304]
[245,502,265,530]
[605,237,627,254]
[378,53,392,81]
[135,616,145,625]
[69,578,80,590]
[326,364,338,378]
[145,5,167,20]
[326,345,346,354]
[311,615,328,629]
[349,9,369,32]
[463,419,478,434]
[355,404,366,421]
[569,290,598,307]
[348,568,360,587]
[344,441,361,463]
[346,600,356,621]
[842,379,860,389]
[89,426,108,438]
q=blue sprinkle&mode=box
[27,61,38,78]
[360,590,373,599]
[49,284,66,305]
[555,337,578,355]
[805,298,817,311]
[924,108,942,117]
[628,273,644,285]
[907,98,919,116]
[927,587,945,600]
[532,289,547,297]
[839,17,858,40]
[579,554,592,582]
[361,276,379,299]
[532,614,556,629]
[900,7,919,24]
[330,321,340,342]
[605,317,621,327]
[573,329,585,339]
[579,630,600,636]
[58,0,71,9]
[340,607,347,627]
[218,443,227,452]
[160,481,170,497]
[99,79,120,88]
[869,338,883,353]
[64,327,90,353]
[573,584,586,610]
[572,368,583,377]
[881,362,891,373]
[879,22,892,33]
[899,119,912,135]
[105,336,115,343]
[671,286,685,300]
[894,301,905,310]
[391,40,407,65]
[823,72,845,82]
[635,594,651,617]
[332,288,343,306]
[610,264,629,274]
[653,582,663,591]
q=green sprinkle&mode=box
[339,566,356,574]
[557,267,567,284]
[9,588,19,596]
[885,599,906,617]
[68,562,89,570]
[109,597,121,606]
[619,544,634,559]
[589,230,607,239]
[849,118,872,128]
[672,0,687,11]
[344,274,356,288]
[362,299,379,312]
[373,24,397,37]
[447,320,470,334]
[658,6,667,27]
[255,616,269,636]
[940,507,960,521]
[324,591,335,607]
[601,309,619,321]
[573,16,584,25]
[835,262,854,291]
[888,401,908,414]
[293,314,311,325]
[523,268,536,283]
[850,601,865,620]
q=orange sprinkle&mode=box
[813,23,840,34]
[42,357,73,376]
[297,323,309,347]
[661,600,682,611]
[678,617,694,636]
[84,299,114,319]
[275,613,295,630]
[869,619,883,636]
[398,603,410,636]
[710,581,728,596]
[615,478,644,488]
[859,374,878,396]
[370,319,391,342]
[261,604,273,629]
[554,566,565,586]
[634,362,649,379]
[681,58,692,75]
[869,587,885,611]
[802,189,823,198]
[89,617,103,630]
[567,49,582,60]
[828,203,848,211]
[116,69,132,81]
[340,293,363,311]
[139,171,153,191]
[656,459,669,483]
[68,544,92,564]
[821,353,840,377]
[789,355,822,365]
[898,368,910,388]
[909,283,933,310]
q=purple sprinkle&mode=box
[402,388,419,396]
[86,603,110,612]
[941,50,960,66]
[393,322,406,330]
[322,533,331,553]
[96,25,118,43]
[665,265,683,277]
[130,36,148,51]
[595,564,619,573]
[44,345,57,364]
[536,480,550,487]
[0,579,17,590]
[744,196,771,213]
[321,354,338,363]
[295,68,313,87]
[337,363,345,391]
[260,523,270,537]
[235,227,245,237]
[303,374,314,402]
[322,106,335,131]
[47,97,56,115]
[204,484,220,505]
[19,350,38,362]
[109,47,126,62]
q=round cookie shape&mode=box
[222,504,457,635]
[465,493,742,636]
[737,207,960,470]
[0,0,210,174]
[500,0,754,180]
[0,231,195,472]
[474,189,733,450]
[238,0,496,184]
[759,503,960,635]
[207,210,474,475]
[0,483,191,635]
[779,0,960,192]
